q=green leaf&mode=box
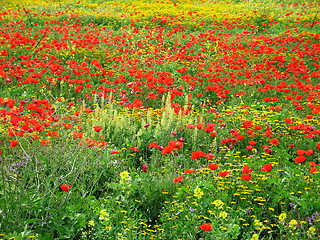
[24,218,42,224]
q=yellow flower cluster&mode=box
[212,199,224,209]
[119,171,131,184]
[193,187,204,199]
[4,0,318,28]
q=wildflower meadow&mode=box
[0,0,319,239]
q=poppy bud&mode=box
[264,148,273,154]
[157,146,164,151]
[171,131,177,136]
[93,126,103,132]
[141,164,148,172]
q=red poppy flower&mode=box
[241,174,252,181]
[261,163,272,172]
[96,141,107,148]
[40,139,51,146]
[168,140,183,150]
[246,146,254,151]
[75,85,83,93]
[72,131,84,139]
[310,168,318,174]
[148,142,159,148]
[294,155,307,163]
[310,161,317,167]
[242,166,253,173]
[246,130,255,137]
[130,147,140,152]
[305,149,314,156]
[132,99,143,108]
[186,124,195,129]
[184,169,195,174]
[242,120,253,129]
[235,134,245,140]
[47,130,59,137]
[218,171,229,177]
[161,146,174,154]
[93,126,103,132]
[269,138,279,145]
[206,153,215,159]
[60,184,72,191]
[208,164,219,170]
[200,223,212,231]
[284,118,294,124]
[210,131,217,137]
[111,150,119,154]
[296,150,306,156]
[173,176,184,183]
[191,151,207,159]
[264,130,273,137]
[9,140,19,148]
[64,123,72,129]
